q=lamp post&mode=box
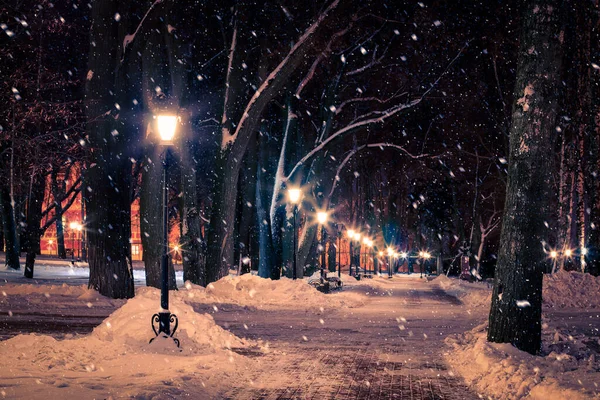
[347,229,355,276]
[337,225,344,278]
[363,238,373,275]
[386,247,394,278]
[288,187,302,280]
[353,232,362,275]
[549,250,558,273]
[419,251,431,278]
[150,114,179,346]
[69,222,82,264]
[317,211,328,282]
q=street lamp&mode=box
[337,224,344,278]
[362,238,373,274]
[549,250,558,273]
[346,229,355,275]
[386,247,394,277]
[288,187,302,280]
[353,232,362,276]
[316,211,329,281]
[419,251,432,278]
[69,222,82,263]
[150,114,179,347]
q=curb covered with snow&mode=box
[444,324,600,399]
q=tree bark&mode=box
[24,173,45,278]
[85,0,134,299]
[487,0,563,355]
[0,184,20,270]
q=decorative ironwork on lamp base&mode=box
[150,311,180,347]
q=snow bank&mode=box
[92,287,248,354]
[445,324,600,399]
[0,282,91,296]
[184,274,363,309]
[431,275,492,308]
[433,271,600,310]
[0,287,255,398]
[544,270,600,309]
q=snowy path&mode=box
[0,276,483,399]
[205,279,482,399]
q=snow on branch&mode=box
[222,0,343,150]
[335,91,408,115]
[327,142,444,199]
[285,42,468,182]
[121,0,169,63]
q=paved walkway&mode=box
[205,279,482,399]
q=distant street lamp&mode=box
[69,222,82,263]
[386,247,394,278]
[363,238,373,274]
[549,249,558,273]
[353,232,362,275]
[150,114,179,347]
[419,251,432,278]
[346,229,355,275]
[288,187,302,280]
[317,211,329,281]
[337,224,344,278]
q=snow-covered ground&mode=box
[431,271,600,399]
[0,265,598,399]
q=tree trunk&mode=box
[587,1,600,277]
[51,168,67,259]
[488,0,563,355]
[85,0,134,299]
[179,114,206,286]
[0,184,19,270]
[24,173,45,278]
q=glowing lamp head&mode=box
[378,251,384,257]
[353,232,361,241]
[387,247,394,256]
[316,211,328,225]
[69,222,82,231]
[422,251,431,259]
[49,239,54,245]
[581,247,588,256]
[288,188,302,204]
[174,245,180,252]
[400,252,408,258]
[550,250,558,259]
[156,115,178,144]
[565,249,573,257]
[346,229,355,238]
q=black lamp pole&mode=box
[337,228,342,278]
[349,239,354,276]
[292,205,298,280]
[320,224,326,281]
[151,148,179,346]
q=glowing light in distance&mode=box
[288,188,302,204]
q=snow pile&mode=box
[433,271,600,310]
[543,270,600,308]
[0,282,91,296]
[184,274,363,309]
[92,287,248,354]
[0,287,255,398]
[445,324,600,400]
[432,275,492,308]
